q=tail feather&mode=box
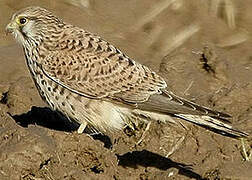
[174,114,248,138]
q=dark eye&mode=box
[19,18,27,24]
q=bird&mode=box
[6,6,248,137]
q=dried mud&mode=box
[0,0,252,179]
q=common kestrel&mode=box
[6,6,247,137]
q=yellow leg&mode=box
[77,121,87,134]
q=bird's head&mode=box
[6,6,64,46]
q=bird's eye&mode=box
[19,17,27,25]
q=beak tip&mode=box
[5,23,14,35]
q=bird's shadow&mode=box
[11,106,203,179]
[11,106,78,132]
[10,106,112,148]
[117,150,203,179]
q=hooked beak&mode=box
[5,22,18,35]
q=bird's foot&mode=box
[77,122,87,134]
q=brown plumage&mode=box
[6,6,248,137]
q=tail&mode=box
[138,90,248,138]
[174,114,248,138]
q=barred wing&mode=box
[40,27,166,103]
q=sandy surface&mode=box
[0,0,252,179]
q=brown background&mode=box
[0,0,252,179]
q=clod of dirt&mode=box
[6,76,44,115]
[0,92,8,104]
[0,83,10,105]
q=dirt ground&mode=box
[0,0,252,179]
